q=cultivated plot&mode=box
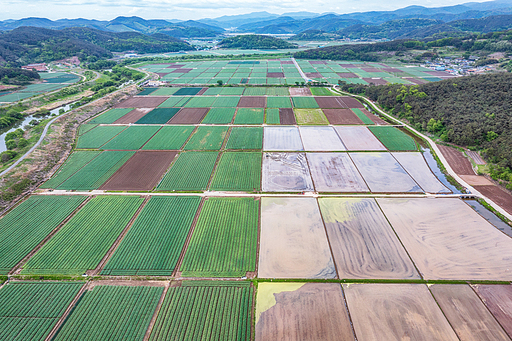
[350,152,422,192]
[40,151,101,189]
[334,126,386,151]
[88,108,133,124]
[100,151,177,191]
[22,196,144,275]
[299,126,345,151]
[180,198,258,277]
[322,109,364,125]
[378,198,512,280]
[225,127,263,150]
[368,126,417,151]
[168,108,209,124]
[255,283,354,341]
[294,109,329,125]
[150,282,253,341]
[135,108,180,124]
[234,108,264,125]
[210,152,262,191]
[278,108,296,125]
[344,284,459,341]
[113,108,152,124]
[184,126,228,150]
[318,198,419,279]
[115,96,168,108]
[76,125,126,149]
[392,152,450,193]
[263,127,303,151]
[238,96,265,107]
[55,285,163,341]
[307,153,368,192]
[142,125,194,150]
[262,153,314,192]
[100,126,160,150]
[430,284,510,341]
[102,196,201,276]
[259,197,336,279]
[202,107,236,124]
[0,282,84,341]
[473,285,512,338]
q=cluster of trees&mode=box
[219,35,297,49]
[0,67,40,85]
[0,26,193,67]
[345,73,512,176]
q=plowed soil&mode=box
[473,285,512,338]
[115,97,168,108]
[473,185,512,215]
[314,97,345,108]
[167,108,209,124]
[305,73,322,78]
[361,68,381,72]
[339,97,364,108]
[336,73,358,78]
[100,151,177,191]
[166,64,185,68]
[113,109,152,124]
[357,108,388,125]
[363,78,388,85]
[437,145,475,175]
[238,96,265,107]
[289,88,311,96]
[323,109,363,125]
[171,68,192,73]
[279,108,296,124]
[267,72,284,78]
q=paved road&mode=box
[292,58,310,83]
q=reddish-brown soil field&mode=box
[358,108,389,125]
[362,67,381,72]
[425,71,454,77]
[315,97,345,108]
[407,78,428,84]
[336,72,358,78]
[156,73,169,78]
[323,109,364,125]
[473,185,512,215]
[267,72,284,78]
[339,97,364,108]
[281,61,294,64]
[167,108,209,124]
[171,68,192,73]
[238,96,266,107]
[473,285,512,338]
[310,60,326,64]
[305,73,322,78]
[113,108,152,124]
[437,145,475,175]
[289,88,312,96]
[279,108,296,125]
[166,64,185,68]
[115,97,168,108]
[339,64,357,68]
[363,78,388,85]
[383,67,401,72]
[100,151,177,191]
[196,88,208,95]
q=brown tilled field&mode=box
[407,78,428,84]
[323,109,364,125]
[267,72,284,78]
[171,68,193,73]
[336,73,358,78]
[305,73,322,78]
[167,108,209,124]
[437,145,475,175]
[339,64,357,68]
[339,97,364,108]
[289,88,312,96]
[238,96,265,107]
[382,67,401,72]
[113,109,152,124]
[363,78,388,85]
[196,88,208,95]
[314,97,345,108]
[166,64,185,68]
[358,108,389,125]
[279,108,296,124]
[99,151,177,191]
[473,185,512,215]
[361,68,381,72]
[473,285,512,337]
[115,97,168,108]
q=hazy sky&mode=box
[0,0,493,21]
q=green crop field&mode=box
[202,87,223,95]
[266,87,289,96]
[137,88,158,96]
[211,96,240,107]
[88,108,133,124]
[265,108,280,124]
[150,282,253,341]
[180,197,258,277]
[0,282,84,340]
[202,108,236,124]
[150,87,178,96]
[100,126,160,150]
[158,96,190,108]
[23,196,144,275]
[40,151,102,189]
[142,126,194,150]
[57,151,134,190]
[102,196,201,276]
[351,108,374,125]
[76,126,126,149]
[220,87,245,95]
[266,96,292,108]
[210,152,262,191]
[310,87,334,96]
[291,97,319,108]
[233,108,264,125]
[174,87,203,96]
[184,126,228,150]
[294,109,329,125]
[369,126,418,151]
[157,152,218,191]
[55,285,162,341]
[135,108,180,124]
[184,96,216,108]
[0,196,87,274]
[225,127,263,150]
[244,87,266,96]
[78,124,98,136]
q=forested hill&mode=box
[353,73,512,169]
[0,26,193,66]
[218,35,297,49]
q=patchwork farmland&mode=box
[1,58,511,340]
